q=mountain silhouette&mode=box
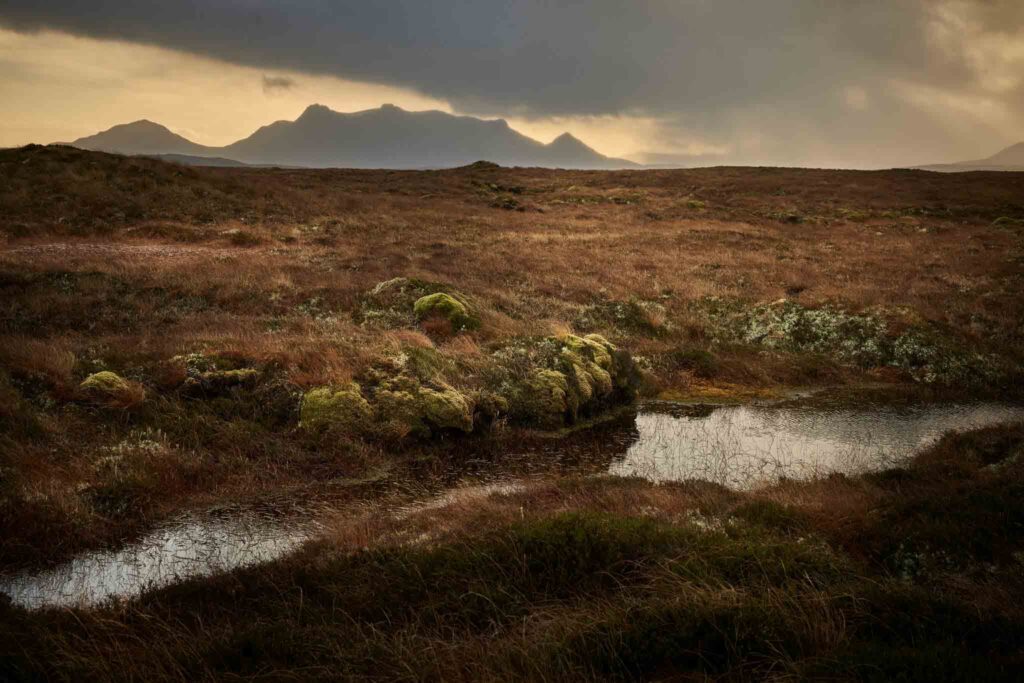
[915,141,1024,172]
[980,141,1024,167]
[68,120,218,157]
[67,104,636,169]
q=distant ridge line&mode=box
[66,104,639,170]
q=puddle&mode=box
[3,397,1022,610]
[0,508,317,609]
[610,401,1024,487]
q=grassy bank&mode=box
[2,145,1023,568]
[3,424,1024,681]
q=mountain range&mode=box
[65,104,636,170]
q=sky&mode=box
[1,1,1022,168]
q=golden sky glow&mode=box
[0,29,450,148]
[0,28,674,161]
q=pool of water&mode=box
[3,397,1022,609]
[1,507,317,609]
[610,401,1024,487]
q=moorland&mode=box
[2,144,1024,680]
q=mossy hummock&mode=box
[301,376,475,439]
[79,371,145,407]
[359,277,479,332]
[413,292,478,331]
[299,383,374,434]
[80,371,131,395]
[495,333,643,427]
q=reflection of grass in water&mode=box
[614,403,1024,488]
[0,510,316,609]
[615,411,891,488]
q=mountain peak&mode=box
[547,132,591,151]
[299,103,334,118]
[124,119,163,128]
[69,118,211,157]
[104,119,175,134]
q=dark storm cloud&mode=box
[2,1,1022,166]
[262,74,296,93]
[0,1,971,114]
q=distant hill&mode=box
[915,141,1024,172]
[982,141,1024,166]
[67,120,219,157]
[64,105,637,170]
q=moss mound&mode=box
[488,333,642,428]
[359,277,479,332]
[300,375,474,440]
[373,375,474,438]
[79,371,145,408]
[297,333,641,439]
[413,292,478,331]
[80,371,130,395]
[299,383,373,434]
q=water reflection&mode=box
[3,399,1022,610]
[611,402,1024,488]
[1,508,315,609]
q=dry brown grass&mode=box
[1,144,1022,569]
[4,146,1022,336]
[0,337,76,391]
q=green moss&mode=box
[510,369,571,426]
[373,386,427,438]
[79,370,144,407]
[560,333,614,369]
[491,334,640,428]
[564,334,643,398]
[80,370,131,395]
[298,383,373,434]
[413,292,479,331]
[359,277,479,331]
[374,376,475,438]
[402,346,447,380]
[419,384,474,433]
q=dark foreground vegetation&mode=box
[3,424,1024,681]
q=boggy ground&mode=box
[3,424,1024,681]
[1,144,1023,570]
